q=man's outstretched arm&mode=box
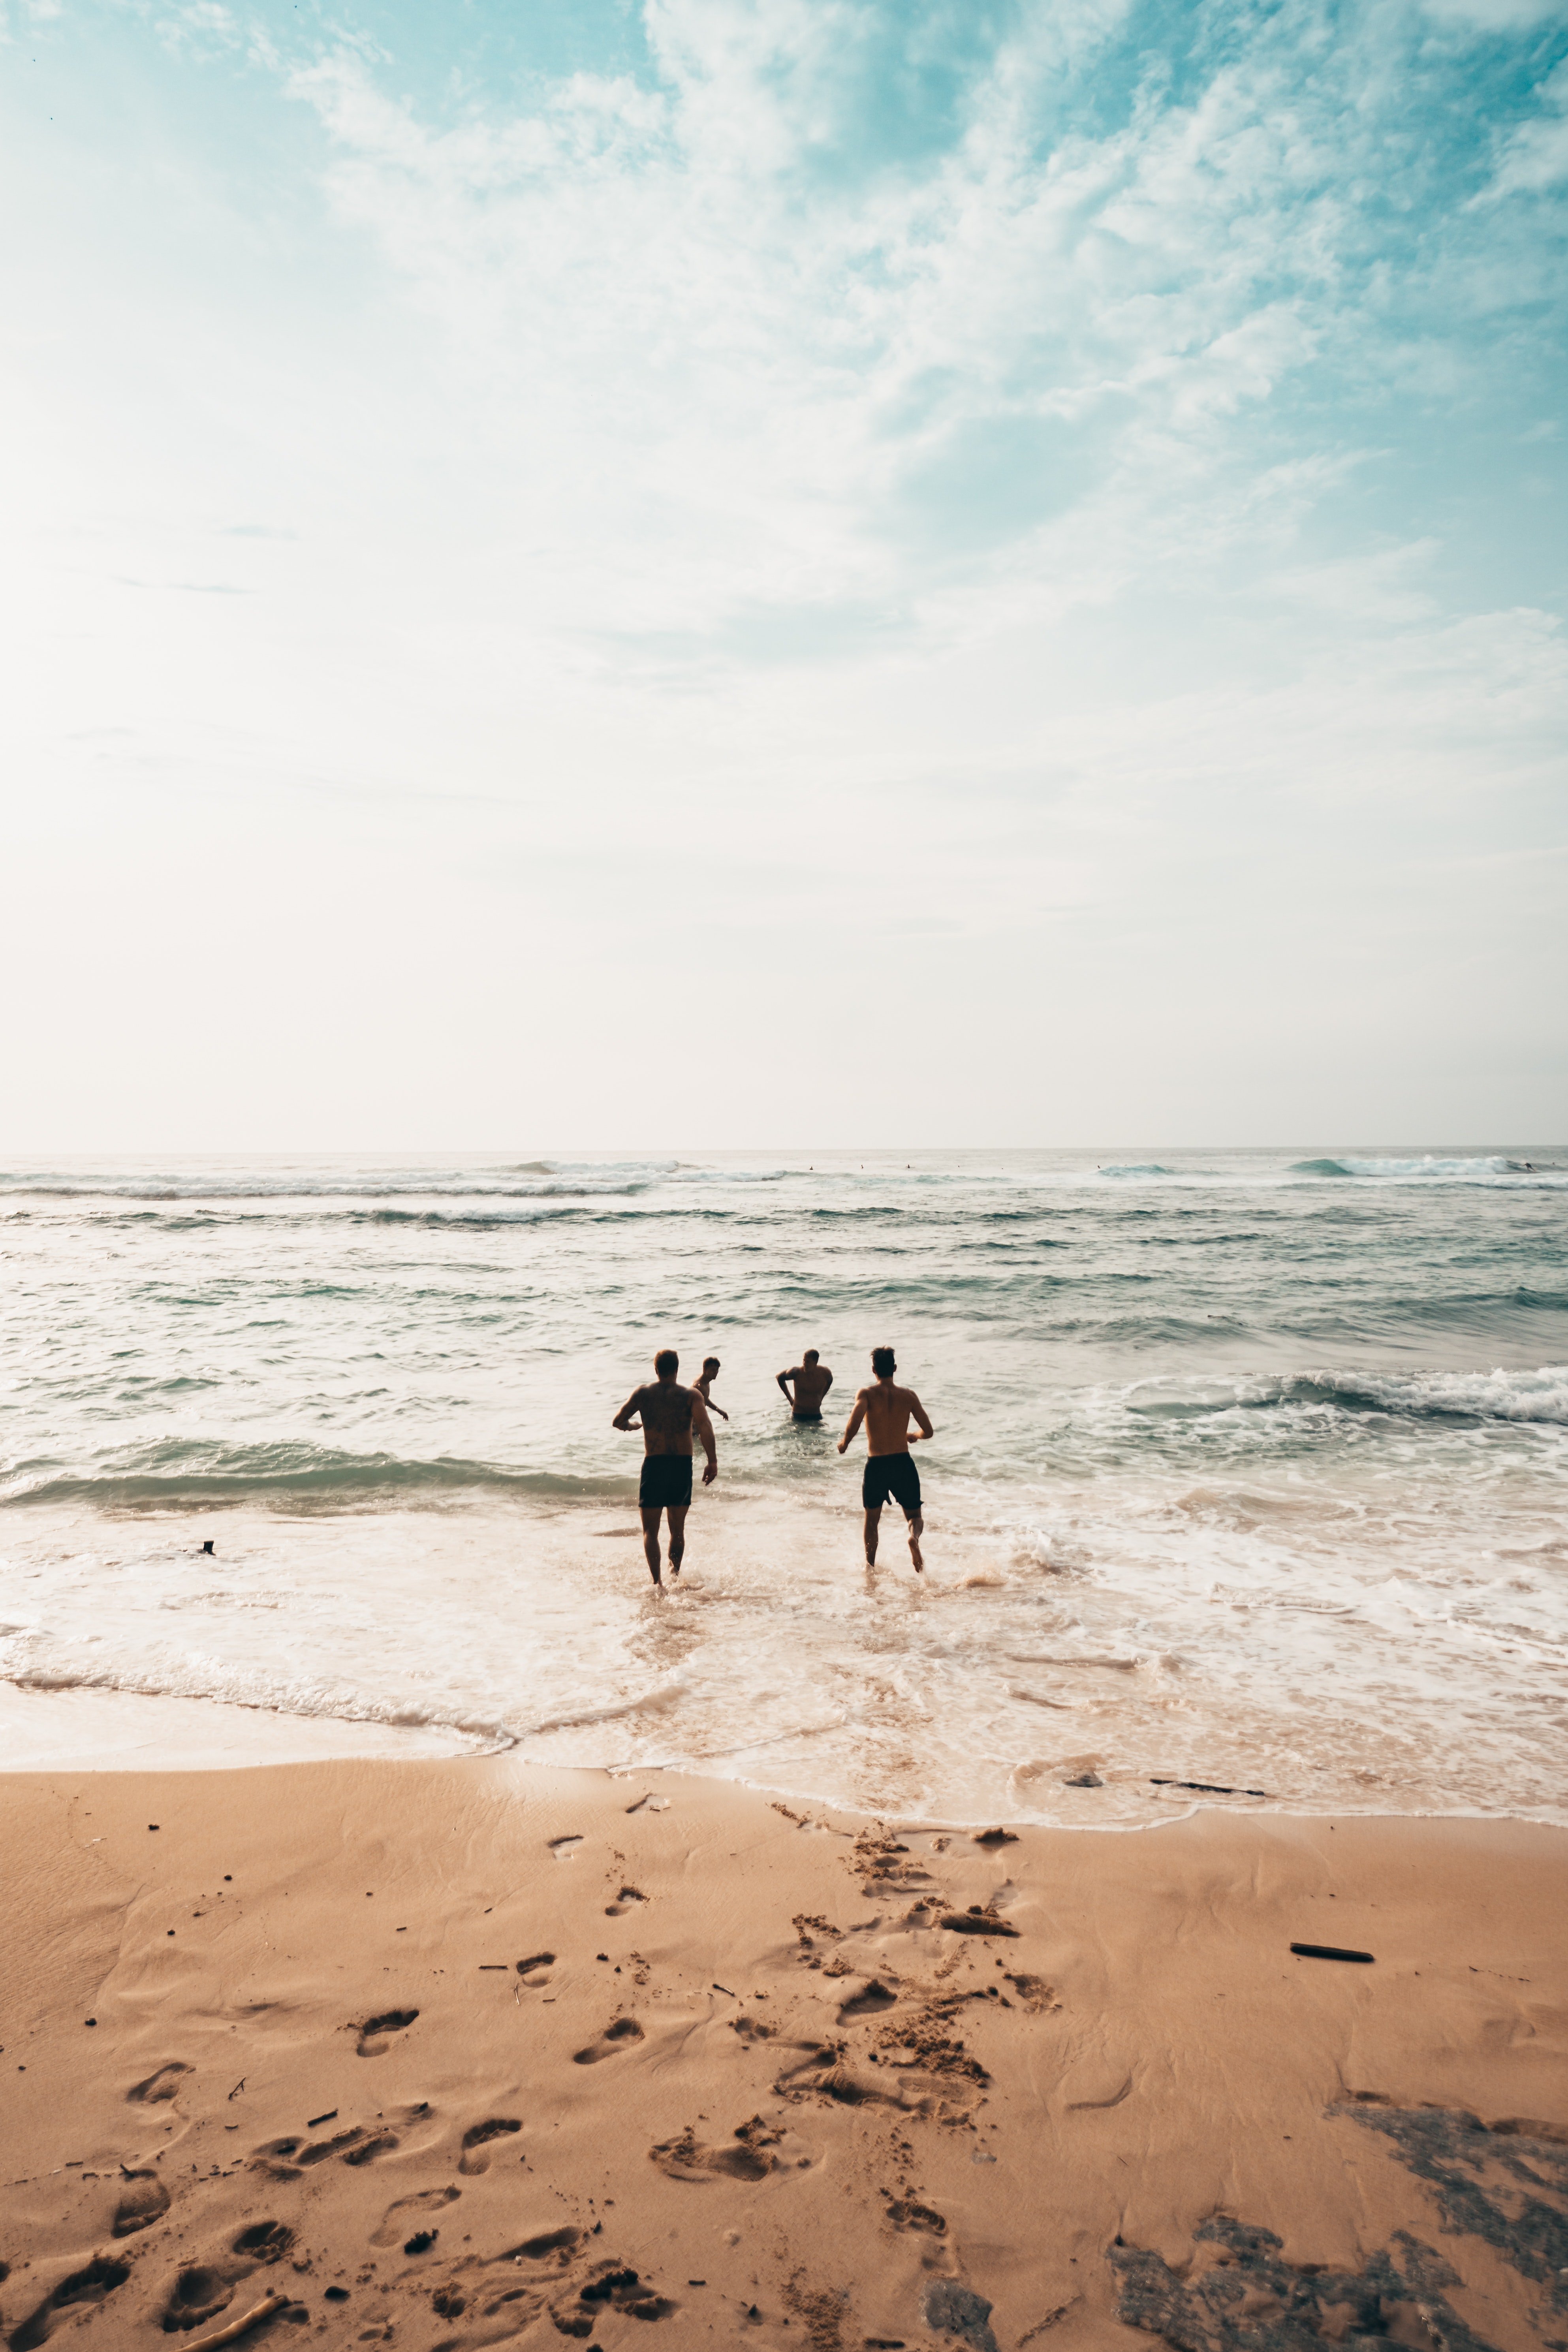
[692,1392,719,1484]
[837,1395,867,1455]
[612,1390,644,1431]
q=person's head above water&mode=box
[803,1349,820,1366]
[703,1356,720,1374]
[654,1348,679,1379]
[870,1345,896,1378]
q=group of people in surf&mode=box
[612,1345,933,1587]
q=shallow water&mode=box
[1,1148,1564,1820]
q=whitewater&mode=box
[1,1147,1564,1822]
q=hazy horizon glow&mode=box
[2,0,1565,1150]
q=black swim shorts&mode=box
[863,1452,921,1516]
[639,1455,693,1510]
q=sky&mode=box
[2,0,1565,1151]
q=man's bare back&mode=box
[778,1350,833,1419]
[617,1380,709,1455]
[612,1350,717,1587]
[855,1380,929,1456]
[837,1347,933,1571]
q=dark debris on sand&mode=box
[1113,2107,1568,2349]
[1338,2103,1568,2320]
[1111,2214,1496,2351]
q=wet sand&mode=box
[2,1758,1566,2351]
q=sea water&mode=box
[1,1149,1564,1824]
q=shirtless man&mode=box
[695,1357,729,1421]
[837,1345,933,1571]
[612,1349,718,1586]
[777,1348,833,1421]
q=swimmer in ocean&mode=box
[837,1344,933,1572]
[777,1348,833,1421]
[612,1348,718,1587]
[695,1356,729,1421]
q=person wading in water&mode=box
[837,1344,933,1571]
[613,1349,718,1586]
[777,1348,833,1421]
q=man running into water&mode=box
[837,1345,933,1571]
[777,1348,833,1421]
[612,1349,718,1586]
[696,1356,729,1421]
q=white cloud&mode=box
[1478,57,1568,198]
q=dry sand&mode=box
[2,1758,1566,2352]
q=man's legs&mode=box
[666,1505,690,1576]
[863,1505,881,1566]
[640,1505,664,1584]
[903,1504,924,1573]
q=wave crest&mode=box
[0,1442,634,1512]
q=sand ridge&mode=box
[0,1758,1565,2351]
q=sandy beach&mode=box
[2,1758,1566,2352]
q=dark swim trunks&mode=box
[863,1452,921,1516]
[639,1455,693,1510]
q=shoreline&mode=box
[3,1681,1565,1838]
[2,1752,1565,2351]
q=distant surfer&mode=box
[777,1349,833,1421]
[695,1356,729,1421]
[837,1346,933,1572]
[612,1350,718,1587]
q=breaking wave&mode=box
[1289,1155,1560,1182]
[1126,1366,1568,1427]
[0,1442,634,1511]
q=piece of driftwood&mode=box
[1151,1777,1268,1797]
[184,2288,290,2349]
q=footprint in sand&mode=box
[772,2048,901,2108]
[516,1950,555,1986]
[162,2264,236,2333]
[603,1884,648,1917]
[503,2226,580,2260]
[562,2266,676,2330]
[343,2130,399,2166]
[572,2015,645,2066]
[370,2186,461,2249]
[937,1908,1020,1939]
[650,2117,784,2184]
[252,2123,367,2176]
[112,2170,172,2235]
[887,2199,946,2235]
[9,2256,131,2350]
[355,2005,419,2057]
[126,2060,191,2104]
[500,2220,581,2258]
[459,2117,523,2174]
[837,1978,899,2021]
[232,2223,294,2264]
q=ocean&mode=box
[1,1149,1564,1824]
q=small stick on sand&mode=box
[185,2290,290,2349]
